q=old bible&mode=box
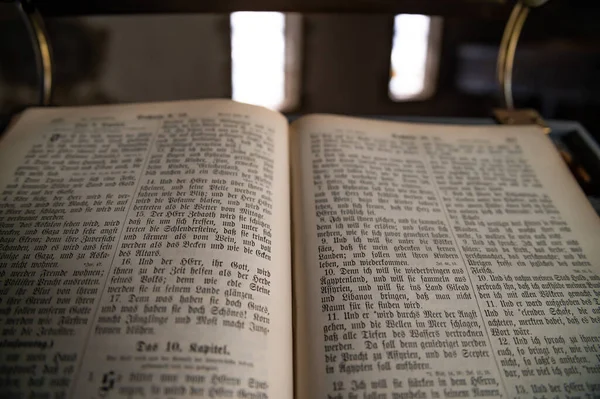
[0,100,598,398]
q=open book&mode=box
[0,100,598,398]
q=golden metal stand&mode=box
[17,0,53,105]
[495,0,550,133]
[496,0,549,110]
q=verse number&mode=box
[515,384,527,394]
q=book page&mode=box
[291,115,600,398]
[0,100,292,399]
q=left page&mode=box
[0,100,292,399]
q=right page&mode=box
[291,115,600,398]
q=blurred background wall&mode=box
[1,1,599,138]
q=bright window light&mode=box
[231,12,286,110]
[389,14,441,101]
